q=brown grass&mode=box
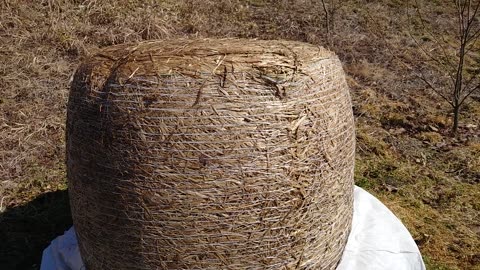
[0,0,479,269]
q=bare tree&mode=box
[320,0,340,43]
[409,0,480,134]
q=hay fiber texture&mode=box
[66,38,355,270]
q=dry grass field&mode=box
[0,0,479,269]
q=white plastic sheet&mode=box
[41,186,425,270]
[336,187,425,270]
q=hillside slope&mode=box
[0,0,479,269]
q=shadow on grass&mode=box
[0,190,72,270]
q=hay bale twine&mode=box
[66,39,355,270]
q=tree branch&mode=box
[459,82,480,105]
[412,0,457,68]
[416,70,454,107]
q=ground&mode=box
[0,0,479,269]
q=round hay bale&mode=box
[66,38,355,270]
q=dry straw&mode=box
[66,38,355,270]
